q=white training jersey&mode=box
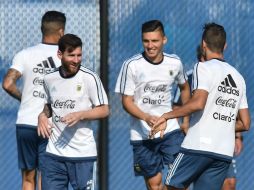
[10,43,60,126]
[115,53,187,141]
[181,59,248,158]
[44,65,108,159]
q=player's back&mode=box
[11,43,60,126]
[182,59,247,160]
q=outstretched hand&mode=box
[150,116,167,139]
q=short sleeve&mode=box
[175,60,187,85]
[239,79,248,109]
[10,51,25,74]
[115,61,135,95]
[88,74,108,106]
[192,62,211,92]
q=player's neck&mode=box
[205,52,224,61]
[42,35,60,45]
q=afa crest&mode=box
[169,70,174,76]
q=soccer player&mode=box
[2,11,66,190]
[173,45,243,190]
[151,23,250,190]
[115,20,190,190]
[37,34,109,190]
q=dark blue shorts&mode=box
[165,153,230,190]
[41,155,96,190]
[226,158,236,178]
[132,129,184,177]
[16,125,47,170]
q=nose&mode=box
[73,56,80,64]
[147,41,153,48]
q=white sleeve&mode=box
[239,79,248,109]
[10,51,25,74]
[175,60,187,85]
[192,62,211,92]
[115,61,135,95]
[88,74,108,106]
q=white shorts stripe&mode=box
[91,161,97,190]
[165,153,184,185]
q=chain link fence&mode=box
[0,0,254,189]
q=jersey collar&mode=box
[142,52,164,65]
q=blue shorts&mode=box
[226,159,236,178]
[132,129,184,177]
[16,125,47,170]
[165,153,230,190]
[41,155,96,190]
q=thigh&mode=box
[160,130,185,165]
[67,160,96,190]
[194,160,230,190]
[41,156,69,190]
[16,125,39,169]
[165,153,212,189]
[132,142,163,177]
[38,137,48,171]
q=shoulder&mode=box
[163,53,183,67]
[163,53,181,61]
[44,67,59,79]
[13,44,41,59]
[79,66,100,79]
[123,53,144,65]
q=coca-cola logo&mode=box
[215,96,236,108]
[33,77,44,86]
[144,84,167,93]
[53,100,76,109]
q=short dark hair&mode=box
[142,20,165,36]
[41,11,66,36]
[196,45,204,62]
[58,34,82,53]
[202,23,226,53]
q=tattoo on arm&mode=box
[3,69,22,101]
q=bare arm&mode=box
[178,81,191,133]
[61,104,109,127]
[151,89,208,136]
[2,68,22,101]
[164,89,207,120]
[235,108,250,132]
[122,95,158,127]
[38,104,53,138]
[234,132,243,156]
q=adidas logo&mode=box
[33,57,56,74]
[218,74,239,96]
[220,74,237,88]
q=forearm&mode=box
[235,119,249,132]
[3,69,22,101]
[180,86,191,124]
[4,86,22,101]
[41,104,52,118]
[235,108,250,132]
[80,105,109,120]
[122,96,148,120]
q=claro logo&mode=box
[213,112,235,122]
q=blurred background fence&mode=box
[1,0,254,189]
